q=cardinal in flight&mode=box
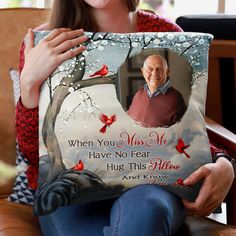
[99,113,116,133]
[89,64,109,78]
[175,138,191,159]
[72,160,84,171]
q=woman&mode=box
[16,0,234,235]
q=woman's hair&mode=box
[49,0,140,31]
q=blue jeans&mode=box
[39,185,186,236]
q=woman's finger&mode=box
[198,194,222,216]
[43,28,71,41]
[48,29,85,48]
[59,45,87,62]
[54,35,88,54]
[24,28,34,54]
[183,165,211,186]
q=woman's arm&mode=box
[15,28,88,189]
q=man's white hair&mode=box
[143,54,168,69]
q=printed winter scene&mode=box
[34,31,213,215]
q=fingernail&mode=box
[183,179,189,185]
[77,29,84,33]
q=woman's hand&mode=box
[20,28,88,108]
[182,157,234,216]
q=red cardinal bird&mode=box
[175,138,191,159]
[99,113,116,133]
[177,178,184,186]
[72,160,84,171]
[89,64,108,78]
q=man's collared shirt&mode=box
[144,80,171,98]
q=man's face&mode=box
[141,55,169,92]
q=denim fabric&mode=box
[39,185,186,236]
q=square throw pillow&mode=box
[9,68,20,105]
[8,142,35,205]
[34,31,213,216]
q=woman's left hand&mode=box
[182,157,234,216]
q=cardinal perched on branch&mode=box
[89,64,108,78]
[175,138,191,159]
[72,160,84,171]
[99,113,116,133]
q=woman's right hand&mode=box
[20,28,88,108]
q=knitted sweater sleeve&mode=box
[15,41,39,189]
